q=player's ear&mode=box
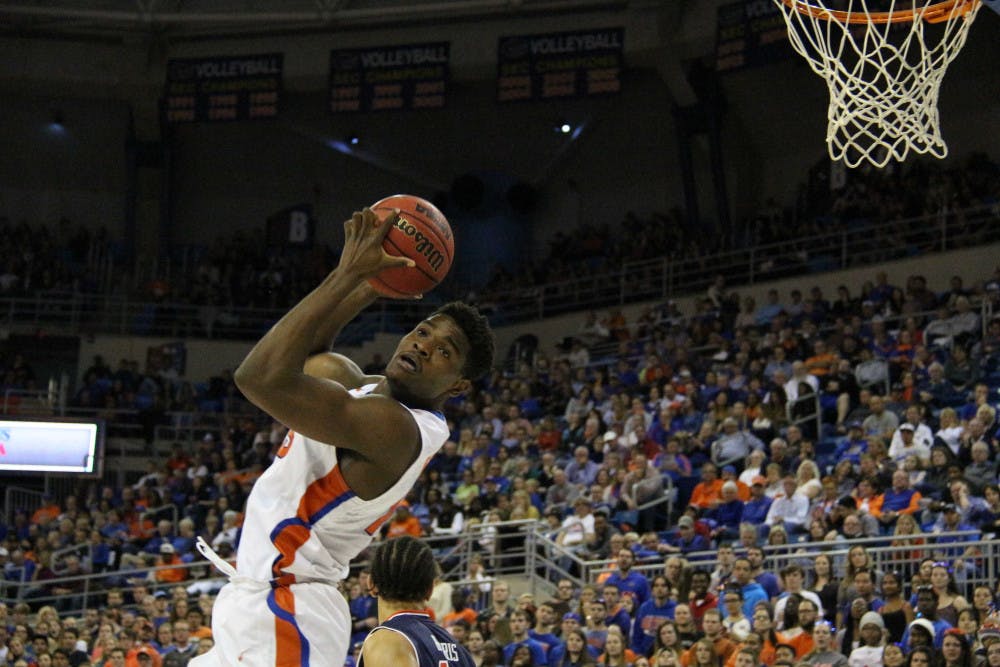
[448,378,471,397]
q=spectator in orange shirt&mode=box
[639,353,671,387]
[103,646,128,667]
[536,416,563,452]
[604,309,630,341]
[690,463,725,509]
[31,493,61,526]
[385,504,423,539]
[720,466,751,501]
[185,607,213,641]
[870,469,923,532]
[214,456,245,488]
[804,340,838,377]
[234,465,264,488]
[165,443,192,472]
[153,544,187,584]
[127,645,162,667]
[682,622,735,667]
[441,589,478,630]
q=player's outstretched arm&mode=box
[234,209,417,453]
[360,630,419,667]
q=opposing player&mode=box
[359,536,476,667]
[189,207,495,667]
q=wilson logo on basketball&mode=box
[394,216,445,272]
[414,202,452,241]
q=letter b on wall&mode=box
[267,203,315,247]
[288,210,310,243]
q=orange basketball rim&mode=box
[778,0,980,24]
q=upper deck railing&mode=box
[0,204,996,342]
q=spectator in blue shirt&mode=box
[665,516,709,557]
[348,575,377,648]
[755,290,785,326]
[722,558,768,620]
[901,586,952,648]
[919,363,966,409]
[101,509,128,540]
[646,405,675,446]
[631,532,668,562]
[654,436,693,482]
[565,446,601,488]
[143,520,176,555]
[527,602,561,658]
[2,547,35,585]
[602,584,632,638]
[833,422,869,467]
[711,418,765,466]
[605,548,651,606]
[616,359,640,389]
[503,610,549,665]
[631,575,677,656]
[747,546,781,599]
[740,476,773,527]
[835,569,885,640]
[958,383,994,421]
[932,503,979,557]
[707,482,744,542]
[548,627,599,667]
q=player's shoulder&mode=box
[361,627,419,667]
[304,352,382,389]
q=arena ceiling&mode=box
[0,0,666,40]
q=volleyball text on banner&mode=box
[164,53,282,123]
[329,42,449,112]
[497,28,624,102]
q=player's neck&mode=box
[378,600,427,623]
[383,376,443,412]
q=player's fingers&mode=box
[360,207,379,228]
[385,253,415,269]
[345,211,364,237]
[376,209,401,238]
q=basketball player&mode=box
[359,536,476,667]
[189,207,495,667]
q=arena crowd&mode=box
[5,257,1000,667]
[1,153,1000,667]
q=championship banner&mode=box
[164,53,282,123]
[266,204,315,248]
[716,1,793,72]
[496,28,623,103]
[329,42,449,112]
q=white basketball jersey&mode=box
[234,383,449,584]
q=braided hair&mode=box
[370,535,437,604]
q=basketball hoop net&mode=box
[773,0,983,168]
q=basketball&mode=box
[367,194,454,298]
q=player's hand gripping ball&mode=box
[366,194,454,298]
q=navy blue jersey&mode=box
[360,611,475,667]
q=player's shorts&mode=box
[188,577,351,667]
